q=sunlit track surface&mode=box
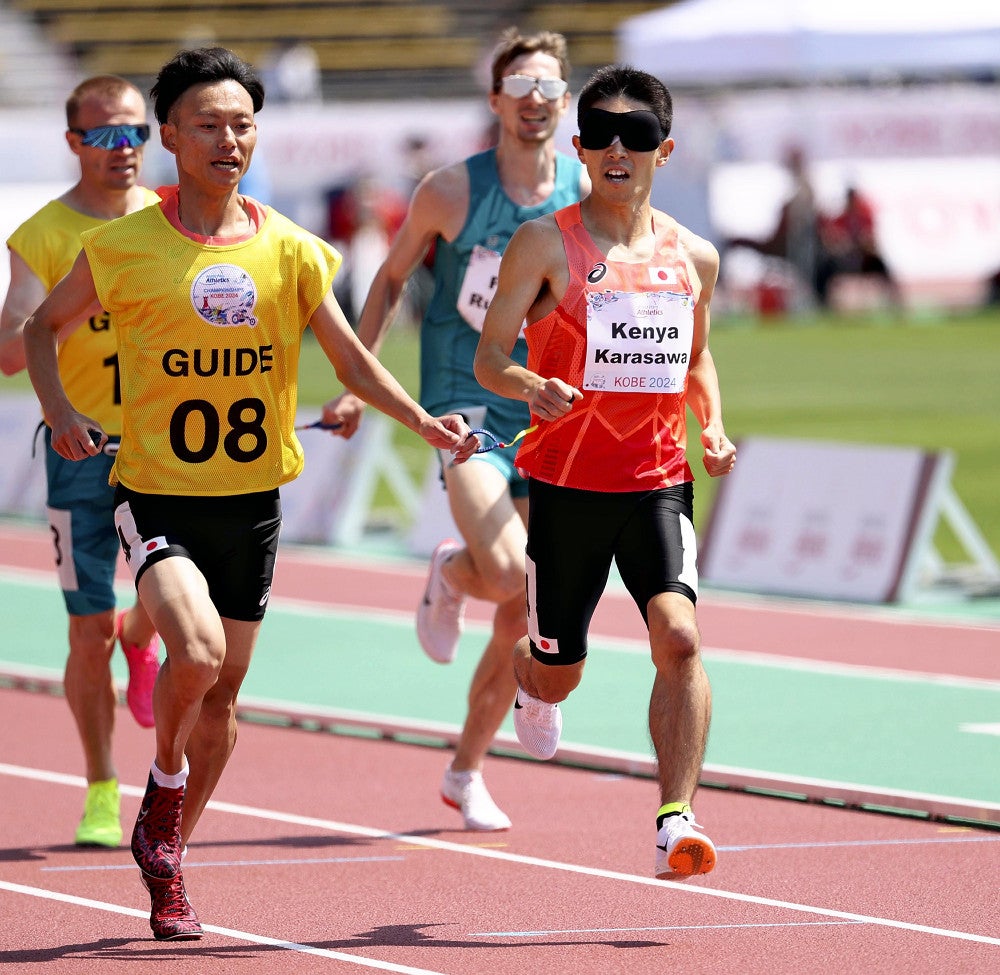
[2,690,999,975]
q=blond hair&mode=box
[66,75,143,128]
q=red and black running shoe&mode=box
[142,870,202,941]
[131,772,184,879]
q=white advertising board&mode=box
[699,437,951,603]
[0,395,46,518]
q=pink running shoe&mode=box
[117,610,159,728]
[142,870,202,941]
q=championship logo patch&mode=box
[191,264,258,327]
[587,262,608,283]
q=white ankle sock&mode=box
[150,760,188,790]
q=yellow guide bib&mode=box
[82,204,341,495]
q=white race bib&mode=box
[583,290,694,394]
[457,244,526,336]
[457,245,502,333]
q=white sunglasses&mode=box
[499,75,568,100]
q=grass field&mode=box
[3,308,998,563]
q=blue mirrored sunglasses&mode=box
[70,123,150,149]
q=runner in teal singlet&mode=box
[322,28,588,831]
[419,146,583,444]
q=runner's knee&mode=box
[68,610,116,661]
[166,635,225,695]
[649,613,700,670]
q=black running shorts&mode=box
[525,479,698,665]
[113,486,281,622]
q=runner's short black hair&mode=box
[577,65,672,138]
[151,47,265,124]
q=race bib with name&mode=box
[583,290,694,394]
[457,244,502,333]
[457,244,526,336]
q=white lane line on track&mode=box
[268,595,1000,690]
[962,722,1000,735]
[2,762,998,947]
[260,594,1000,689]
[4,536,999,634]
[0,880,447,975]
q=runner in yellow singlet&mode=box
[22,47,476,942]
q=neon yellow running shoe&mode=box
[75,778,123,848]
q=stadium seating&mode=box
[9,0,668,100]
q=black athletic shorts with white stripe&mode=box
[525,479,698,666]
[113,485,281,622]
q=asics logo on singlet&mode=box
[587,262,608,283]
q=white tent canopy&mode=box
[618,0,1000,86]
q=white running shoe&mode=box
[416,539,466,663]
[513,687,562,760]
[655,811,717,879]
[440,767,512,831]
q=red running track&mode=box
[1,522,999,972]
[3,687,1000,974]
